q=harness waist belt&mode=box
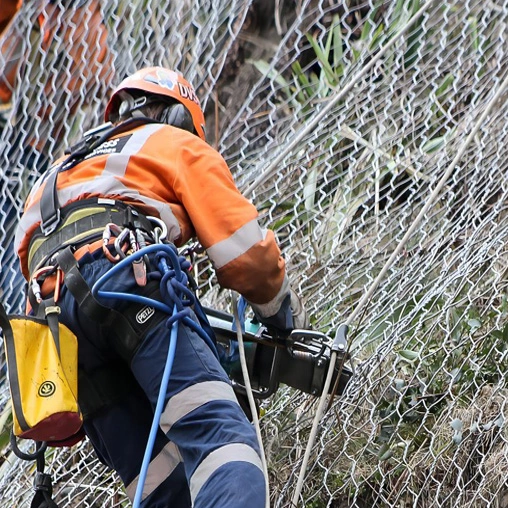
[28,198,155,276]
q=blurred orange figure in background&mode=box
[0,0,113,152]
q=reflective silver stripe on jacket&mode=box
[249,273,290,318]
[14,124,181,251]
[189,443,264,504]
[206,218,267,269]
[159,380,238,433]
[125,441,182,501]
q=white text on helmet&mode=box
[178,83,200,105]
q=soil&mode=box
[205,0,289,147]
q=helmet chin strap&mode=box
[117,93,149,120]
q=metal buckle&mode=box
[40,208,61,236]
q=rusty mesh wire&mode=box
[1,0,508,506]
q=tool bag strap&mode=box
[55,246,166,363]
[0,302,29,432]
[55,247,141,361]
[30,461,58,508]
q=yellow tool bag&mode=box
[0,301,83,444]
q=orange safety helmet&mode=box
[105,67,206,141]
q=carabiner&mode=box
[102,223,127,262]
[114,228,131,259]
[30,265,62,303]
[31,266,55,303]
[147,216,168,243]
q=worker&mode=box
[0,0,112,310]
[14,66,307,507]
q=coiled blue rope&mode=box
[91,243,215,507]
[92,244,217,353]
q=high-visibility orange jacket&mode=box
[15,123,289,316]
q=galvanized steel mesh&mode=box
[1,0,508,506]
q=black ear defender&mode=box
[113,92,196,136]
[160,103,195,134]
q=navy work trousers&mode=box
[57,251,266,507]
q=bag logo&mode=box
[136,306,155,324]
[38,381,56,397]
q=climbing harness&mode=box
[28,196,158,277]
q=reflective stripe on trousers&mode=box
[57,252,266,508]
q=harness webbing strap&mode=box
[0,303,30,432]
[56,247,140,361]
[55,247,166,363]
[40,167,61,236]
[39,117,160,236]
[41,298,61,355]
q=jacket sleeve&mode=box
[171,135,290,314]
[0,0,19,36]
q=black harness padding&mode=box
[29,197,156,275]
[39,117,160,236]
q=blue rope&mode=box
[91,243,215,507]
[92,244,218,354]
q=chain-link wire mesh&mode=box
[1,0,508,506]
